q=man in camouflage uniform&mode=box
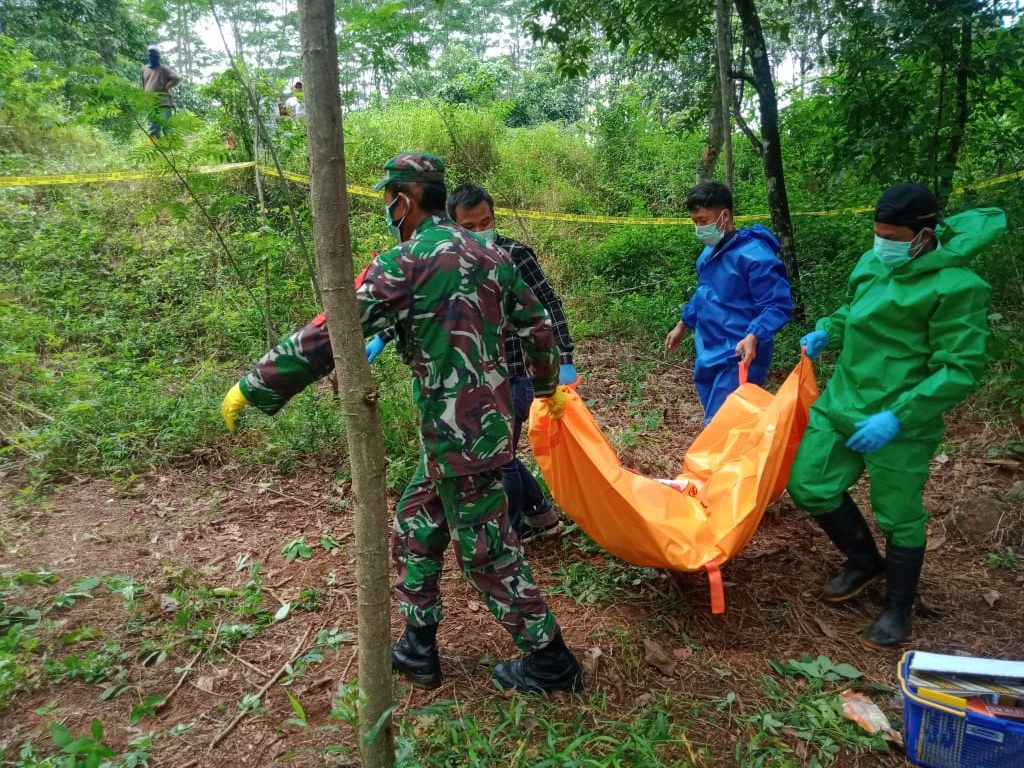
[220,152,582,694]
[367,182,575,542]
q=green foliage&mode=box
[0,36,66,129]
[0,178,350,482]
[0,625,35,710]
[281,537,312,562]
[736,659,888,767]
[47,719,117,768]
[0,0,158,82]
[386,695,690,766]
[824,2,1020,199]
[768,655,863,683]
[985,547,1020,573]
[550,528,661,604]
[530,0,711,78]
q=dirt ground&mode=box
[2,339,1023,766]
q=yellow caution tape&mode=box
[0,162,256,188]
[2,162,1020,226]
[958,169,1024,191]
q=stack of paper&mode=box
[909,652,1024,720]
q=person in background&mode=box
[367,183,575,543]
[220,152,583,694]
[285,80,305,119]
[140,45,180,138]
[788,183,1005,648]
[664,181,792,422]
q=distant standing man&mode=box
[664,181,793,422]
[140,45,180,138]
[366,183,575,542]
[285,81,305,119]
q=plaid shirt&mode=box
[496,234,574,378]
[377,232,573,378]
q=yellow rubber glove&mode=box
[545,387,568,420]
[221,382,249,432]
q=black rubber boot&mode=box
[812,493,885,602]
[863,543,925,649]
[491,632,583,694]
[392,623,442,689]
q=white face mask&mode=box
[475,227,497,244]
[874,229,929,269]
[694,210,727,246]
[873,235,913,268]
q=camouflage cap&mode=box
[373,151,446,191]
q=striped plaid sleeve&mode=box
[504,238,574,364]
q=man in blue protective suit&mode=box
[665,181,793,422]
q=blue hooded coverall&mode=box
[681,224,793,422]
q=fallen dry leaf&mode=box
[466,600,484,613]
[926,534,948,552]
[159,594,179,613]
[642,638,677,677]
[582,646,604,678]
[195,676,216,694]
[672,646,694,661]
[983,589,1000,608]
[813,615,840,640]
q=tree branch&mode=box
[734,104,763,156]
[732,78,763,156]
[729,68,757,87]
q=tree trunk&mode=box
[733,0,802,319]
[931,58,948,194]
[297,2,395,767]
[696,76,724,184]
[938,14,972,206]
[716,0,734,189]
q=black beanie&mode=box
[874,182,939,233]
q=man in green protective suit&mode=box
[788,182,1005,649]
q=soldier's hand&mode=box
[221,382,249,432]
[366,334,388,363]
[545,388,568,420]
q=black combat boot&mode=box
[863,543,925,649]
[812,493,885,602]
[392,623,442,689]
[491,632,583,694]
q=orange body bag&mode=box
[528,358,818,613]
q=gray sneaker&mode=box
[518,519,564,543]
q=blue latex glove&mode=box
[365,335,388,363]
[800,330,829,360]
[846,411,901,453]
[559,363,578,386]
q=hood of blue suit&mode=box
[714,223,781,258]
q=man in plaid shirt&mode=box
[367,183,576,541]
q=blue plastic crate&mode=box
[900,651,1024,768]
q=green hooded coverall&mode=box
[788,208,1006,547]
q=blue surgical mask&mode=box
[475,227,497,244]
[694,211,726,246]
[874,230,926,269]
[385,194,407,243]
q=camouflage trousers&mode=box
[393,463,557,652]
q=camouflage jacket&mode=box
[239,214,558,478]
[378,232,574,379]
